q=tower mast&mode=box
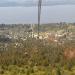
[38,0,42,38]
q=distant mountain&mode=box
[0,0,75,7]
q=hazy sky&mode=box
[0,0,75,6]
[0,0,75,24]
[0,5,75,24]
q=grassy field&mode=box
[0,23,75,75]
[0,38,74,75]
[1,65,75,75]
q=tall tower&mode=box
[38,0,42,39]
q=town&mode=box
[0,23,75,43]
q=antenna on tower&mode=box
[38,0,42,39]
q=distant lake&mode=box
[0,5,75,24]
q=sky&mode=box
[0,0,75,24]
[0,0,75,6]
